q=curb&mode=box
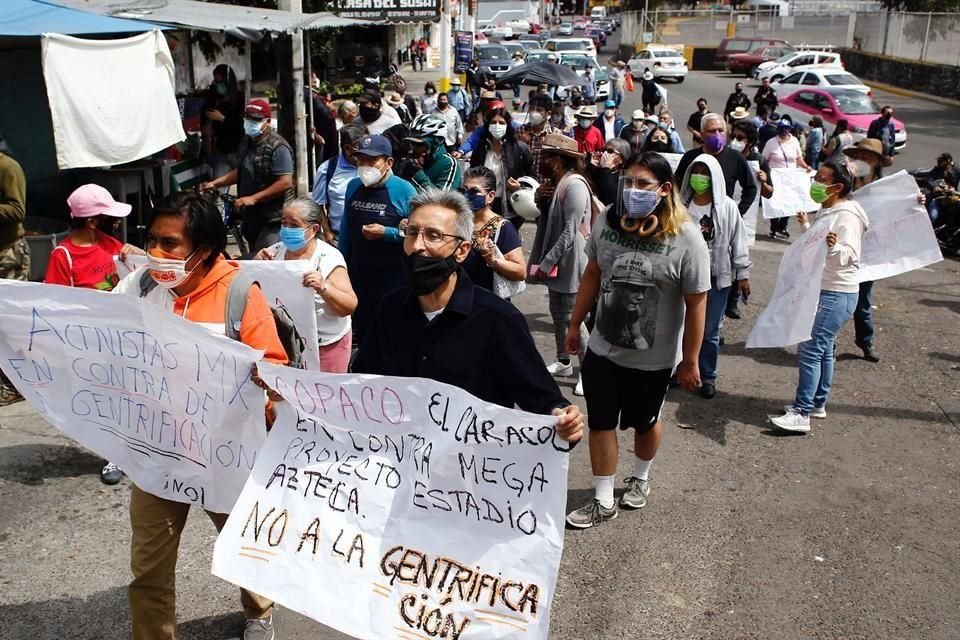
[862,80,960,108]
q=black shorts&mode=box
[581,349,671,433]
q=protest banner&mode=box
[0,281,266,513]
[853,170,943,282]
[762,167,817,219]
[116,256,321,369]
[212,363,571,640]
[746,215,832,348]
[734,160,760,246]
[454,31,473,74]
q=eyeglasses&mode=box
[622,177,660,190]
[603,148,623,157]
[401,224,464,246]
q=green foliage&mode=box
[878,0,960,10]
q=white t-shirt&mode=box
[268,240,351,346]
[484,147,505,197]
[688,201,715,272]
[423,308,445,322]
[762,135,803,169]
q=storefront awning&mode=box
[0,0,166,36]
[329,0,442,24]
[50,0,375,40]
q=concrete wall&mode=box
[841,48,960,102]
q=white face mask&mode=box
[578,118,593,129]
[604,109,615,118]
[489,123,507,140]
[147,249,200,290]
[851,159,872,178]
[528,112,545,127]
[358,165,385,187]
[729,139,746,152]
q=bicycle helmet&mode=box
[405,114,447,143]
[510,176,541,220]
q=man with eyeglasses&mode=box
[339,134,417,343]
[353,187,585,444]
[202,98,294,252]
[312,122,367,245]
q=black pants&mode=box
[242,218,281,257]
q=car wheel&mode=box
[675,76,684,83]
[747,65,758,77]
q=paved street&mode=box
[2,26,960,640]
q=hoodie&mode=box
[680,153,751,289]
[410,137,462,192]
[801,199,869,294]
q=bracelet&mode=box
[487,258,498,271]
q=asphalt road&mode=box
[2,27,960,640]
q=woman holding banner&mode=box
[256,197,357,373]
[770,162,868,434]
[44,184,146,485]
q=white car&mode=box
[629,46,688,83]
[480,23,514,39]
[772,68,870,96]
[545,37,597,60]
[557,22,574,36]
[507,18,531,33]
[755,50,842,82]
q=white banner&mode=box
[0,281,265,513]
[746,215,833,348]
[117,257,321,370]
[735,160,761,246]
[212,364,571,640]
[661,152,683,174]
[853,171,943,282]
[762,167,818,219]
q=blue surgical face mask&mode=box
[465,192,488,211]
[244,118,263,138]
[280,225,313,251]
[623,188,660,219]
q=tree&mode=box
[878,0,960,10]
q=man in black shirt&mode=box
[685,97,707,148]
[674,112,757,217]
[353,187,584,443]
[723,82,751,124]
[753,77,778,113]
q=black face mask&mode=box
[401,249,460,296]
[735,88,742,93]
[437,101,448,109]
[359,105,380,123]
[648,141,670,153]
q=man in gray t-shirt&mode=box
[563,153,711,530]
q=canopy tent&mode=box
[51,0,373,40]
[0,0,165,36]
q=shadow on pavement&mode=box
[917,298,960,314]
[0,443,102,484]
[928,350,960,363]
[0,586,129,640]
[717,341,795,368]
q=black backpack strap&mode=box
[225,271,256,341]
[138,268,159,298]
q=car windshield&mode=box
[825,73,861,86]
[561,54,593,68]
[726,41,753,52]
[774,53,794,63]
[526,52,550,63]
[555,40,589,50]
[479,46,510,59]
[654,50,679,58]
[833,91,880,114]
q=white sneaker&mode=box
[546,360,574,377]
[573,375,584,396]
[770,409,811,433]
[784,405,827,419]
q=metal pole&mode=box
[919,12,932,62]
[643,0,649,44]
[439,0,452,92]
[278,0,308,196]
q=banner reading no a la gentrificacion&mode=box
[0,281,267,514]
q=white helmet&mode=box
[510,176,541,220]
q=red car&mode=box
[726,45,795,77]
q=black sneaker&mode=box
[700,381,717,399]
[856,341,880,363]
[100,462,124,485]
[725,306,741,320]
[769,231,777,239]
[780,230,791,238]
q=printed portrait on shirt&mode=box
[596,254,659,350]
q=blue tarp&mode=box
[0,0,164,36]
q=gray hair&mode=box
[701,112,725,132]
[409,187,473,242]
[605,137,631,159]
[283,197,323,227]
[338,100,357,119]
[339,122,368,147]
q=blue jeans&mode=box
[854,280,874,347]
[794,290,858,414]
[699,284,731,382]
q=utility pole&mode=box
[278,0,309,196]
[439,0,453,92]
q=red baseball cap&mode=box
[245,98,272,119]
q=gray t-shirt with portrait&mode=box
[586,213,711,371]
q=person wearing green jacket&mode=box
[399,114,462,193]
[0,132,28,406]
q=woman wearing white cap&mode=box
[620,110,653,155]
[44,183,145,484]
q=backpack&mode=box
[138,269,307,369]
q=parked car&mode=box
[778,87,907,150]
[545,37,597,60]
[725,45,795,76]
[629,46,688,82]
[714,36,792,68]
[756,50,843,81]
[772,68,870,96]
[584,25,607,49]
[557,22,574,35]
[559,52,612,101]
[474,44,513,78]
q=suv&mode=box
[474,44,513,78]
[755,50,843,81]
[714,37,791,68]
[545,37,597,60]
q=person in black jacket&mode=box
[201,64,245,179]
[674,112,757,217]
[469,106,533,228]
[723,82,751,124]
[753,77,778,113]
